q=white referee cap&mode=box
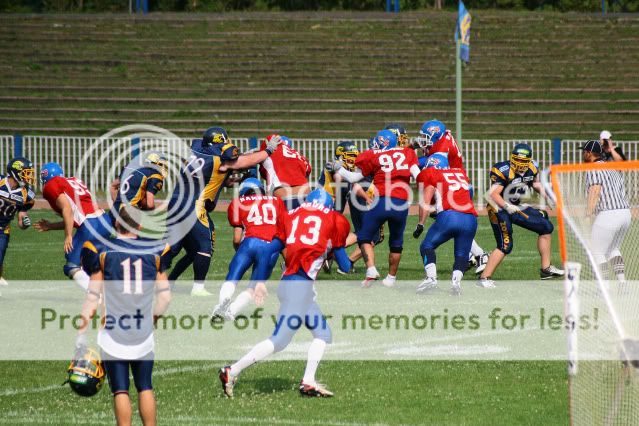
[600,130,612,140]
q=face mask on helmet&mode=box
[144,152,169,177]
[65,347,105,397]
[335,143,360,171]
[8,158,35,187]
[510,145,532,175]
[384,125,409,147]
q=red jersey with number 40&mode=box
[355,147,419,200]
[283,203,351,280]
[42,176,102,228]
[428,131,464,170]
[417,168,477,216]
[259,144,311,192]
[227,195,289,242]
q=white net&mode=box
[546,160,639,426]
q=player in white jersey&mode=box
[582,140,631,283]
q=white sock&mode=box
[470,240,484,257]
[424,263,437,280]
[384,274,396,282]
[192,282,204,292]
[452,270,463,285]
[302,338,327,385]
[72,270,90,291]
[229,290,253,317]
[366,266,379,278]
[230,339,275,377]
[219,281,236,304]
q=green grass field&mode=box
[0,209,569,425]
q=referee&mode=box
[582,140,631,283]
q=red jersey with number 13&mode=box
[227,195,289,242]
[417,168,477,216]
[42,176,102,228]
[283,203,351,280]
[355,147,418,200]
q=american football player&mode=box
[78,208,171,425]
[219,189,351,398]
[319,141,382,274]
[259,134,311,211]
[416,119,490,274]
[110,151,167,216]
[211,178,288,320]
[384,123,409,147]
[478,143,564,287]
[166,127,280,296]
[413,153,478,295]
[35,162,112,290]
[0,157,35,290]
[331,130,421,287]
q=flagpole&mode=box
[456,38,462,144]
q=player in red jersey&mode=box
[212,178,289,321]
[417,119,490,274]
[219,189,351,398]
[413,153,478,295]
[35,162,113,290]
[331,129,420,287]
[259,134,311,210]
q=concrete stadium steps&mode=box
[0,12,638,139]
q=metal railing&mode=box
[4,135,635,204]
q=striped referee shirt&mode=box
[585,160,630,214]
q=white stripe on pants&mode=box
[591,209,631,264]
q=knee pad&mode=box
[63,263,81,279]
[453,256,468,273]
[389,246,403,254]
[420,248,436,265]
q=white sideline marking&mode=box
[0,364,211,397]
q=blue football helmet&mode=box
[425,153,450,169]
[238,177,264,197]
[7,157,36,187]
[305,189,334,210]
[417,120,446,148]
[40,162,64,185]
[369,130,398,151]
[510,143,533,175]
[280,135,292,147]
[143,151,168,177]
[202,127,230,146]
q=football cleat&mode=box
[191,288,214,297]
[451,282,462,296]
[382,275,396,288]
[0,277,8,286]
[299,381,334,398]
[476,277,496,288]
[416,277,438,293]
[322,258,333,273]
[211,298,233,322]
[219,366,237,398]
[474,253,489,275]
[540,265,564,280]
[361,275,379,288]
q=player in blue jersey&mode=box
[77,208,172,426]
[478,144,564,287]
[166,127,281,296]
[110,151,167,217]
[0,158,35,289]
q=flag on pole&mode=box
[455,1,471,63]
